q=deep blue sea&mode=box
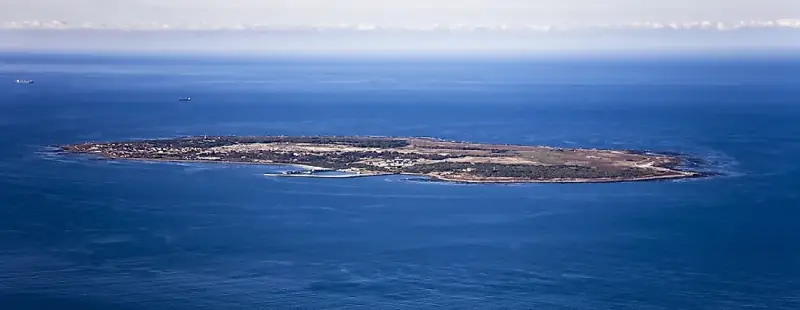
[1,53,799,309]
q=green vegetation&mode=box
[404,162,665,179]
[140,136,410,149]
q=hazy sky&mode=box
[3,0,798,27]
[1,0,798,52]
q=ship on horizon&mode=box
[15,79,34,84]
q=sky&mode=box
[1,0,799,53]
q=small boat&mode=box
[178,97,192,102]
[15,79,34,84]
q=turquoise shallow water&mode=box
[0,54,799,309]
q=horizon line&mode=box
[2,18,799,32]
[3,48,799,58]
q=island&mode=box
[58,135,707,183]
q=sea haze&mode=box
[0,53,799,309]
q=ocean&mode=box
[1,53,799,309]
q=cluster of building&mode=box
[71,143,205,160]
[366,158,421,169]
[68,142,436,173]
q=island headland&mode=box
[59,136,707,183]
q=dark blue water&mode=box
[1,54,799,309]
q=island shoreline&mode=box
[55,135,713,184]
[55,151,712,184]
